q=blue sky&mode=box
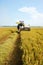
[0,0,43,26]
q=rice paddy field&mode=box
[0,27,43,65]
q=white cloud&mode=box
[18,7,37,13]
[18,7,43,26]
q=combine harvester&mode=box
[16,20,30,32]
[20,24,30,31]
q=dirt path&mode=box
[8,33,23,65]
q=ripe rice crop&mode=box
[0,32,18,65]
[0,27,43,65]
[21,28,43,65]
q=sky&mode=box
[0,0,43,26]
